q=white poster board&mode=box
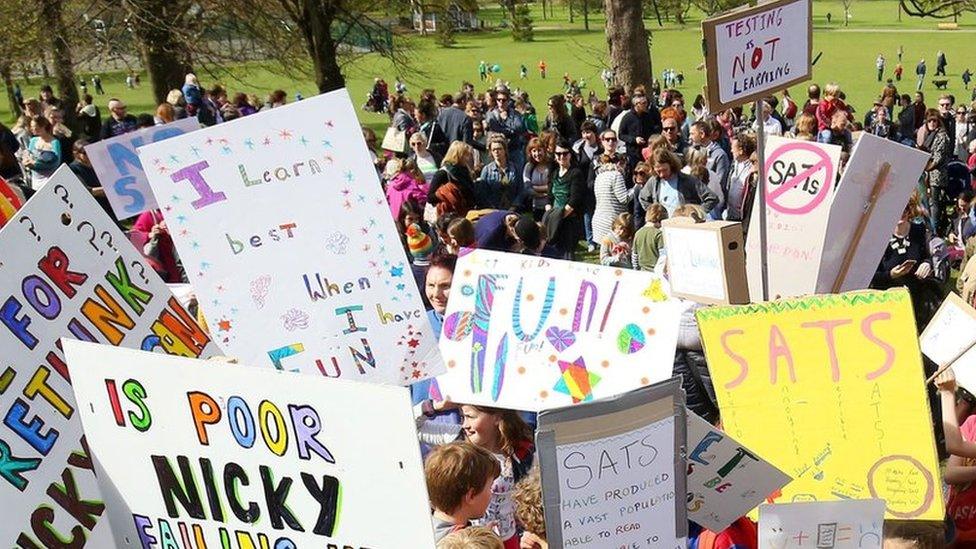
[0,167,216,547]
[816,133,930,293]
[435,249,685,411]
[920,292,976,391]
[85,117,200,219]
[758,499,885,548]
[665,224,724,302]
[140,89,444,385]
[536,379,687,549]
[64,340,436,549]
[702,0,812,111]
[747,137,842,300]
[686,413,792,532]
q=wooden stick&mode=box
[831,162,891,294]
[926,339,976,385]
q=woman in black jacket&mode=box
[545,140,586,259]
[427,142,477,217]
[543,95,579,142]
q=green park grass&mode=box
[7,0,976,134]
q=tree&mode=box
[512,1,534,41]
[899,0,972,17]
[435,7,457,46]
[39,0,80,129]
[0,3,37,118]
[604,0,651,92]
[123,0,196,104]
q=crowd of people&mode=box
[5,62,976,547]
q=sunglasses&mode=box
[662,127,678,132]
[602,137,617,142]
[940,103,952,107]
[554,150,571,157]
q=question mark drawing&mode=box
[130,261,150,284]
[76,222,102,255]
[99,231,117,253]
[19,216,40,242]
[53,185,73,209]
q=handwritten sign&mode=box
[537,379,687,549]
[702,0,812,111]
[0,167,215,547]
[746,138,841,300]
[697,289,944,521]
[64,341,436,549]
[140,90,443,385]
[920,292,976,391]
[758,499,884,548]
[662,220,749,304]
[85,117,199,219]
[816,133,930,293]
[686,412,791,532]
[435,249,685,411]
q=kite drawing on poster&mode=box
[758,499,884,549]
[85,117,200,219]
[697,289,943,521]
[435,249,685,411]
[0,167,216,548]
[64,341,437,549]
[686,413,792,532]
[140,89,443,385]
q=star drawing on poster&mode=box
[553,356,601,403]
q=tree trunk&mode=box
[583,0,589,30]
[301,0,346,93]
[40,0,80,130]
[569,0,574,23]
[1,64,19,118]
[126,0,195,104]
[649,0,663,26]
[604,0,652,92]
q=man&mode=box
[937,50,948,77]
[437,93,475,147]
[876,53,886,82]
[689,120,730,198]
[100,99,138,139]
[660,117,687,162]
[39,85,62,110]
[92,75,104,95]
[897,94,916,146]
[869,104,897,140]
[618,94,661,166]
[939,94,957,154]
[916,58,927,92]
[913,91,927,130]
[76,94,102,141]
[802,84,821,116]
[573,120,601,166]
[485,87,527,170]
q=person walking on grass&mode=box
[917,58,927,92]
[876,53,886,82]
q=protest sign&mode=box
[686,412,792,532]
[816,133,930,293]
[85,117,199,219]
[0,167,215,547]
[697,289,943,520]
[920,292,976,391]
[701,0,812,111]
[662,220,749,305]
[0,177,25,228]
[536,379,687,549]
[64,340,436,549]
[746,137,842,300]
[758,499,884,548]
[140,89,443,385]
[435,249,685,412]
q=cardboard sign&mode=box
[758,499,884,548]
[702,0,812,111]
[536,379,687,549]
[140,90,443,385]
[85,117,200,219]
[746,137,842,300]
[662,220,749,305]
[0,167,215,547]
[435,249,685,411]
[697,289,944,521]
[64,341,436,549]
[920,292,976,391]
[816,133,930,293]
[686,413,792,532]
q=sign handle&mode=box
[926,339,976,385]
[755,99,769,302]
[830,162,891,294]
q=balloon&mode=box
[492,64,502,73]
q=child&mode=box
[936,368,976,545]
[434,213,459,255]
[447,217,476,253]
[438,527,505,549]
[513,469,547,549]
[600,212,634,268]
[407,223,435,304]
[632,204,668,272]
[387,159,429,219]
[460,405,535,549]
[426,442,502,543]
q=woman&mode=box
[543,95,578,142]
[545,141,586,259]
[166,89,187,119]
[477,136,522,210]
[523,138,553,220]
[391,96,417,134]
[23,116,62,191]
[132,209,184,283]
[638,148,718,218]
[181,74,203,116]
[428,141,476,217]
[408,132,441,185]
[155,102,176,125]
[591,154,638,244]
[386,159,429,220]
[922,109,953,236]
[725,132,757,222]
[415,98,449,159]
[68,139,113,219]
[232,93,257,117]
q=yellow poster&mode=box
[696,288,943,520]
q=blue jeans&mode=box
[583,211,595,245]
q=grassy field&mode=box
[7,0,976,134]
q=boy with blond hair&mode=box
[426,442,501,542]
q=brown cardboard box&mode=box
[661,220,749,304]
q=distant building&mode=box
[413,3,479,32]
